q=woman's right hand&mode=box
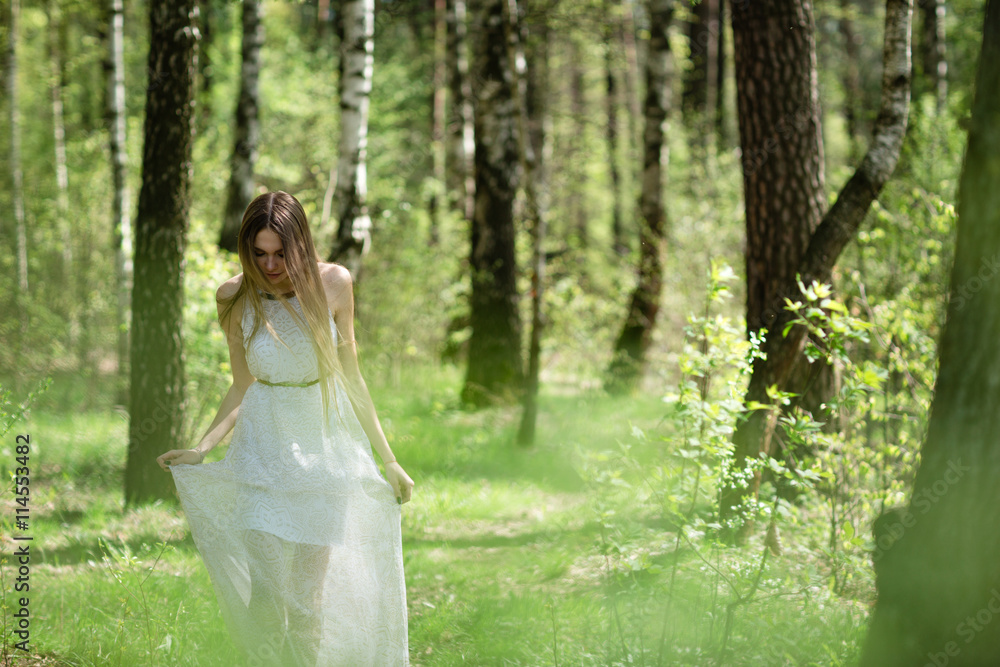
[156,449,205,471]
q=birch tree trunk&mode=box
[860,5,1000,663]
[219,0,263,252]
[108,0,132,405]
[327,0,374,280]
[605,0,673,394]
[125,0,198,506]
[719,0,911,542]
[447,0,475,222]
[461,0,524,407]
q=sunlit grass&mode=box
[3,362,873,666]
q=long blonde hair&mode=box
[218,191,346,426]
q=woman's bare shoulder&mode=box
[318,263,352,292]
[217,273,244,301]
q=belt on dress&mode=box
[256,377,321,388]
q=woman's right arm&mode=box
[157,279,256,471]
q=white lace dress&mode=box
[169,291,409,666]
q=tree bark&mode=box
[461,0,524,407]
[446,0,475,222]
[605,0,627,256]
[125,0,199,506]
[860,4,1000,663]
[720,0,912,541]
[512,0,550,446]
[219,0,263,252]
[327,0,374,280]
[605,0,673,394]
[430,0,448,245]
[919,0,947,112]
[682,0,718,135]
[108,0,133,406]
[840,0,863,161]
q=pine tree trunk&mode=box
[461,0,524,407]
[719,0,911,541]
[327,0,374,280]
[860,4,1000,663]
[605,0,673,394]
[108,0,132,406]
[715,0,729,145]
[446,0,475,222]
[568,37,588,248]
[125,0,199,506]
[219,0,263,252]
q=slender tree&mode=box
[430,0,448,245]
[446,0,475,222]
[682,0,719,135]
[219,0,264,252]
[719,0,912,541]
[860,3,1000,662]
[919,0,947,112]
[108,0,132,405]
[512,0,551,445]
[7,0,28,377]
[326,0,374,279]
[462,0,524,407]
[605,0,674,394]
[604,0,627,256]
[125,0,199,505]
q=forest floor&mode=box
[2,364,873,666]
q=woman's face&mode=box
[254,229,292,290]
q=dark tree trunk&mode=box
[430,0,447,245]
[919,0,947,112]
[568,36,588,248]
[682,0,718,134]
[719,0,912,541]
[840,0,863,160]
[461,0,524,407]
[715,0,729,145]
[860,4,1000,663]
[125,0,198,506]
[219,0,263,252]
[605,0,627,256]
[514,0,550,446]
[446,0,475,221]
[605,0,674,394]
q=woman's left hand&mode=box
[385,462,414,504]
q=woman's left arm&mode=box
[329,266,414,504]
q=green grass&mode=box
[2,363,873,666]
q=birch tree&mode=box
[326,0,374,280]
[219,0,263,252]
[108,0,132,404]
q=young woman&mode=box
[156,191,413,666]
